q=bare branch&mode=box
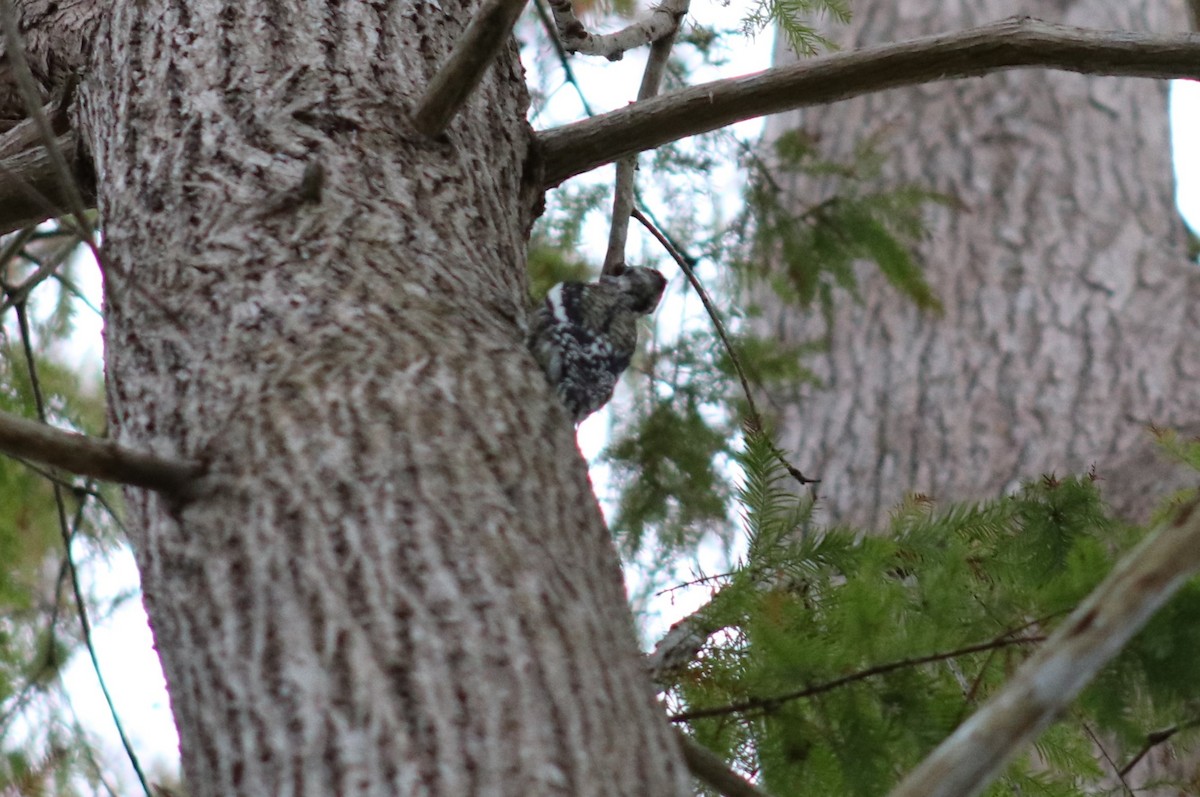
[546,0,686,61]
[411,0,529,136]
[675,730,772,797]
[0,228,79,313]
[603,14,683,274]
[0,408,201,496]
[537,16,1200,186]
[887,498,1200,797]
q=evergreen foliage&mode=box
[733,129,952,319]
[658,429,1200,796]
[740,0,851,57]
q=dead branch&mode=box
[602,12,683,274]
[0,408,202,496]
[0,0,95,241]
[545,0,686,61]
[411,0,529,136]
[0,115,83,235]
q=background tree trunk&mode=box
[762,0,1196,528]
[67,2,690,794]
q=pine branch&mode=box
[0,408,201,496]
[670,633,1045,723]
[545,0,686,61]
[887,498,1200,797]
[410,0,529,136]
[538,16,1200,186]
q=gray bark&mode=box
[46,0,692,794]
[763,0,1197,528]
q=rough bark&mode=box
[52,1,691,794]
[762,0,1197,528]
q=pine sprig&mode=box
[740,0,851,57]
[666,472,1200,796]
[734,129,954,320]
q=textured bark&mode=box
[762,0,1197,527]
[0,0,101,127]
[59,1,689,795]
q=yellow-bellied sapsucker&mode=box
[528,266,667,422]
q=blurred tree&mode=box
[751,0,1198,527]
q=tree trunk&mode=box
[763,0,1196,528]
[63,2,689,794]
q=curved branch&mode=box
[537,16,1200,186]
[0,408,201,495]
[546,0,685,61]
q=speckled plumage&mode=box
[528,267,667,422]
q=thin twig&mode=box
[654,568,737,597]
[532,0,597,117]
[670,632,1044,723]
[411,0,529,136]
[0,231,79,313]
[13,303,153,797]
[632,207,817,484]
[51,270,102,316]
[1079,719,1133,797]
[66,710,124,797]
[538,17,1200,185]
[0,223,37,269]
[1118,718,1200,777]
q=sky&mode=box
[37,22,1200,797]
